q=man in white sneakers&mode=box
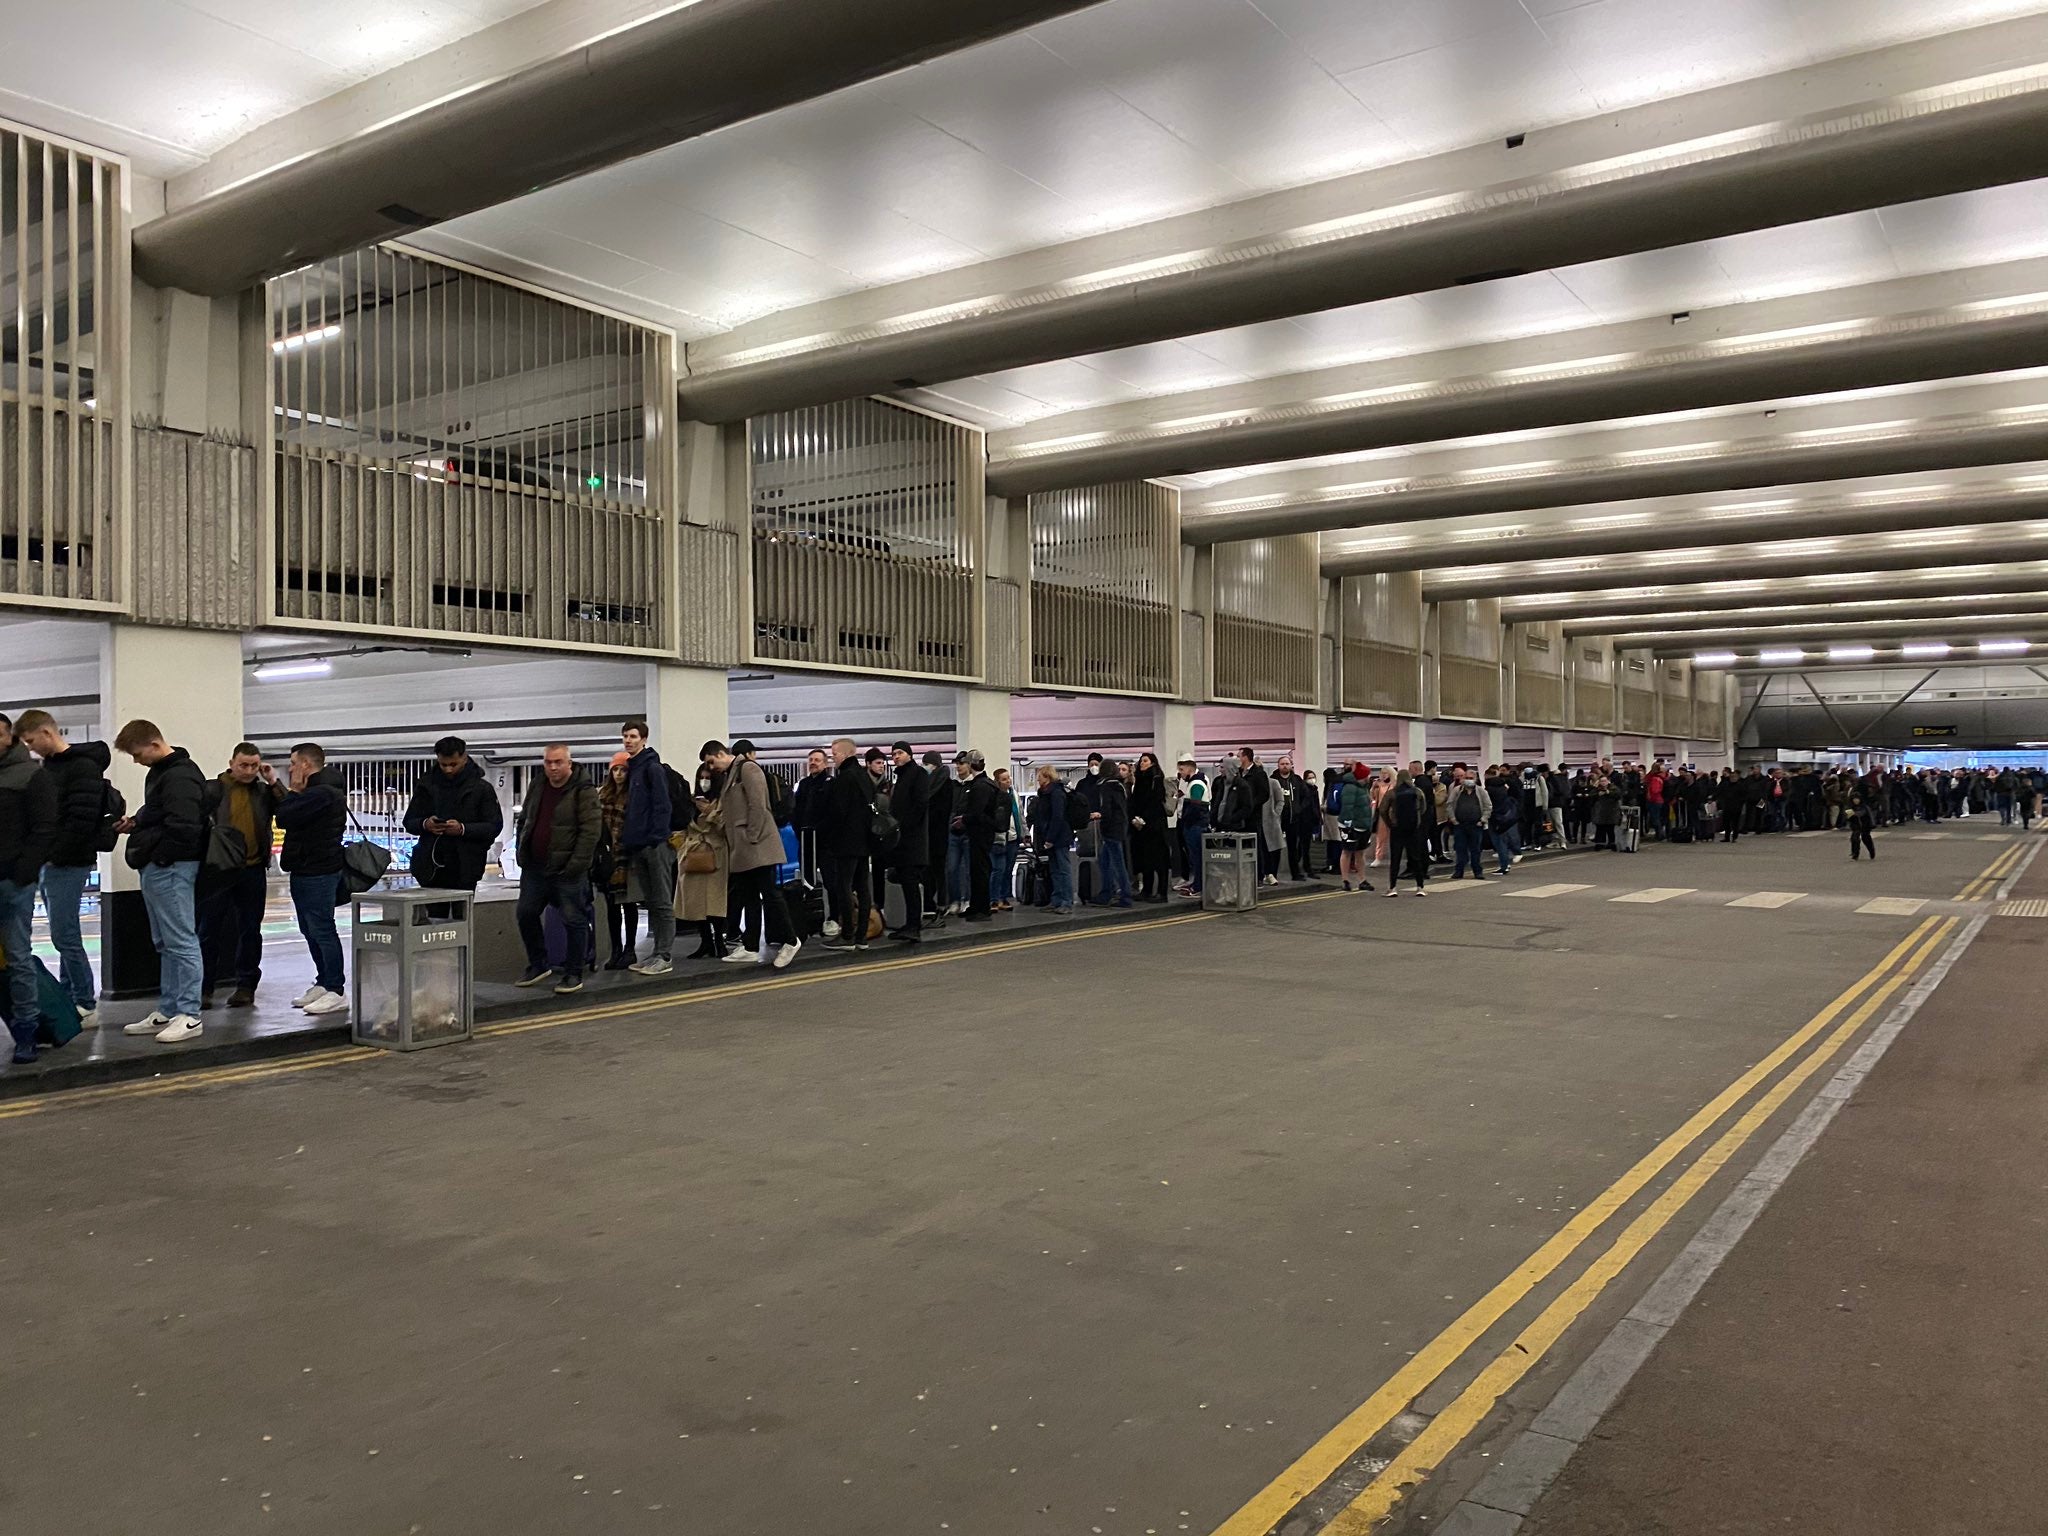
[274,742,350,1017]
[711,739,802,970]
[112,720,208,1044]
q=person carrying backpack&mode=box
[12,710,110,1030]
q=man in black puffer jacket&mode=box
[112,718,210,1042]
[0,712,58,1062]
[276,742,350,1016]
[402,735,503,891]
[14,710,109,1027]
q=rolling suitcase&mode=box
[782,878,826,939]
[1617,807,1641,854]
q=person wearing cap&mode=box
[714,739,802,970]
[955,750,999,921]
[886,742,930,943]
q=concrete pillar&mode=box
[1596,733,1616,761]
[644,662,728,762]
[1394,717,1428,766]
[1481,725,1505,767]
[1543,729,1566,767]
[955,687,1012,777]
[1292,712,1329,775]
[1152,701,1196,767]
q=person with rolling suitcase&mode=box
[0,711,57,1063]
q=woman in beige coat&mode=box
[675,762,730,959]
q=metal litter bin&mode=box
[1202,832,1259,912]
[351,889,474,1050]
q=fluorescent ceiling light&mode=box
[1827,645,1875,662]
[272,323,342,354]
[1758,648,1805,664]
[1901,642,1951,658]
[1693,651,1737,666]
[1978,639,2031,655]
[252,658,333,681]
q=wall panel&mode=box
[1212,534,1318,707]
[1619,649,1659,735]
[1340,571,1423,716]
[1028,480,1177,696]
[1435,596,1502,723]
[1657,658,1695,739]
[1511,620,1566,727]
[1571,636,1617,731]
[131,425,257,629]
[1,121,126,613]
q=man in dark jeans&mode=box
[0,712,57,1062]
[274,742,350,1017]
[402,735,503,891]
[957,751,998,922]
[886,741,930,944]
[513,743,600,995]
[200,742,281,1009]
[821,737,875,951]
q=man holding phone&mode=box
[401,736,503,892]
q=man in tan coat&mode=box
[712,739,801,970]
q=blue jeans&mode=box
[140,861,203,1018]
[0,876,41,1048]
[39,862,95,1011]
[288,871,346,996]
[946,832,970,906]
[1452,822,1486,877]
[1490,824,1521,874]
[989,842,1017,907]
[517,871,591,975]
[1181,823,1204,892]
[1041,841,1075,909]
[1096,837,1133,905]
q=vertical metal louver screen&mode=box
[1619,652,1658,735]
[267,246,674,651]
[748,397,982,678]
[1,121,125,611]
[1436,596,1503,722]
[1029,481,1178,696]
[1693,666,1726,740]
[1572,639,1617,731]
[1340,572,1423,716]
[1512,620,1566,727]
[1212,535,1318,707]
[1658,661,1695,738]
[131,424,258,630]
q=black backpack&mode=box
[762,765,792,827]
[869,798,900,855]
[663,765,694,832]
[1063,785,1090,833]
[94,780,127,853]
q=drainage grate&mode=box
[1995,899,2048,918]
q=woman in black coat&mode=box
[1129,752,1171,902]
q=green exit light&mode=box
[585,474,604,490]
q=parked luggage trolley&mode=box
[1618,806,1642,854]
[1202,832,1260,911]
[351,889,474,1050]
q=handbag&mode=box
[682,845,717,875]
[337,810,394,905]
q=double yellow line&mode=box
[1215,844,2022,1536]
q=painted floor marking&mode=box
[1610,887,1695,904]
[1909,832,1948,840]
[1996,898,2048,918]
[1726,891,1804,910]
[1857,896,1927,916]
[1503,883,1593,899]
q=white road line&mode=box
[1909,832,1947,840]
[1726,891,1804,909]
[1857,896,1927,916]
[1504,883,1593,899]
[1610,887,1695,904]
[1978,834,2014,842]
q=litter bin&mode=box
[351,889,474,1051]
[1201,833,1259,912]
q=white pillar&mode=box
[1481,725,1505,767]
[100,623,244,895]
[644,662,728,763]
[1596,733,1616,761]
[954,687,1013,777]
[1152,701,1196,767]
[1292,711,1329,775]
[1543,729,1566,767]
[1394,717,1428,766]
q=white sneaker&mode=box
[630,956,673,976]
[722,947,760,964]
[821,918,841,939]
[290,985,323,1008]
[75,1008,99,1030]
[123,1011,172,1036]
[302,990,347,1016]
[154,1015,203,1043]
[773,939,801,970]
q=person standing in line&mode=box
[1094,759,1134,908]
[1382,769,1429,897]
[989,766,1023,912]
[712,739,802,970]
[273,742,350,1015]
[918,750,952,927]
[595,754,639,969]
[511,743,602,994]
[956,751,999,922]
[402,735,503,892]
[0,712,57,1062]
[677,750,732,960]
[791,746,831,884]
[1128,752,1170,902]
[886,742,930,943]
[1484,765,1521,875]
[198,742,282,1010]
[821,738,876,951]
[1254,750,1284,886]
[1335,763,1376,893]
[617,719,677,974]
[111,719,208,1043]
[1446,766,1492,880]
[14,709,108,1029]
[1029,764,1077,914]
[1171,755,1208,898]
[1284,761,1322,882]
